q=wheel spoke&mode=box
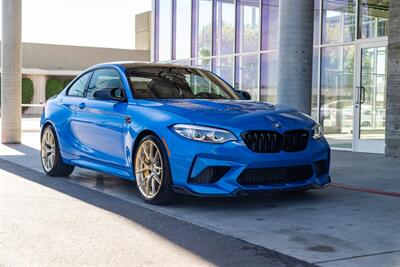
[149,143,154,162]
[151,178,156,195]
[136,167,150,173]
[143,144,151,161]
[153,174,161,184]
[135,140,164,199]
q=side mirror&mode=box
[236,90,251,100]
[93,88,125,101]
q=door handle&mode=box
[77,102,86,109]
[360,87,366,104]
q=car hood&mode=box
[136,99,315,131]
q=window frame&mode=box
[66,71,93,98]
[83,67,128,102]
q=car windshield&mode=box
[126,66,240,100]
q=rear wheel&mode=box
[41,125,74,177]
[134,135,175,204]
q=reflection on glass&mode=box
[158,0,172,61]
[314,0,320,45]
[176,0,192,60]
[238,0,260,53]
[213,57,234,85]
[312,48,319,120]
[320,45,354,149]
[260,52,278,103]
[322,0,356,44]
[358,0,389,39]
[195,0,212,58]
[192,58,212,70]
[173,60,191,66]
[360,47,386,139]
[237,55,259,100]
[215,0,235,55]
[261,0,279,50]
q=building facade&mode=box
[152,0,392,154]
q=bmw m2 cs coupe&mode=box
[40,62,331,204]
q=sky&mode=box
[0,0,152,49]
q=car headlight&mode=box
[312,123,324,140]
[171,124,237,143]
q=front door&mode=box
[354,42,387,153]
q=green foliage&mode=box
[63,79,73,88]
[22,78,34,105]
[46,79,65,100]
[0,78,34,112]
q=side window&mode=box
[87,68,123,99]
[129,76,154,98]
[67,72,91,97]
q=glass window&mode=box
[194,0,212,58]
[192,58,212,70]
[237,0,260,53]
[260,52,278,103]
[158,0,173,61]
[320,45,354,149]
[175,0,192,60]
[236,54,259,100]
[314,0,320,45]
[87,69,123,99]
[67,72,91,97]
[215,0,235,55]
[126,67,240,100]
[322,0,356,44]
[358,0,389,39]
[359,46,387,139]
[213,56,234,86]
[261,0,279,51]
[172,60,192,66]
[312,48,319,120]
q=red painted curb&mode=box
[331,183,400,198]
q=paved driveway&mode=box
[1,118,399,266]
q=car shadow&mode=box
[1,143,333,213]
[0,154,314,266]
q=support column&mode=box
[277,0,314,114]
[386,1,400,157]
[1,0,22,143]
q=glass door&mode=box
[354,42,387,153]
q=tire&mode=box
[41,125,75,177]
[134,135,175,204]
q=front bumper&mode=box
[164,131,331,196]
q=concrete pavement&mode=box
[1,118,400,266]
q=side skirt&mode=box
[70,158,133,180]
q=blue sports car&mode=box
[40,62,331,204]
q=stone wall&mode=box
[386,0,400,157]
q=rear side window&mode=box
[67,72,91,97]
[87,68,123,99]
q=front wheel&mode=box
[134,135,175,204]
[41,125,74,177]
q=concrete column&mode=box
[1,0,22,143]
[386,1,400,157]
[277,0,314,114]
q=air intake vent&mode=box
[237,165,313,186]
[188,166,230,184]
